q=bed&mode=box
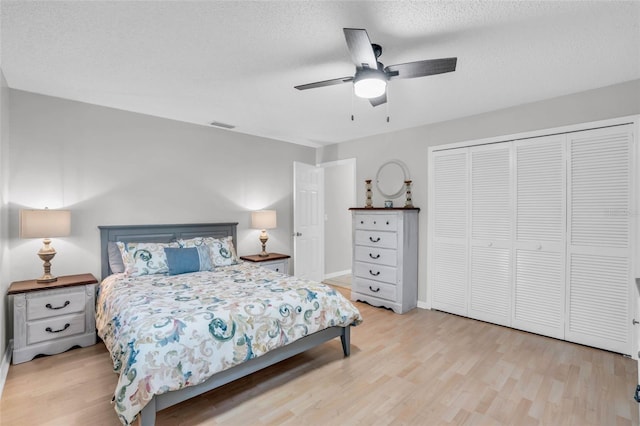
[96,223,362,426]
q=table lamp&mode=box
[20,208,71,283]
[251,210,277,257]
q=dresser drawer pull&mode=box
[369,253,380,259]
[45,323,70,334]
[360,220,364,224]
[369,270,380,276]
[369,286,380,293]
[46,301,70,310]
[369,236,381,243]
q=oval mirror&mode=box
[376,160,410,199]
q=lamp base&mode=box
[37,239,58,284]
[36,274,58,284]
[258,231,269,257]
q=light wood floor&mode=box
[322,274,351,289]
[1,287,638,425]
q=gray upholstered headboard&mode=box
[98,222,238,280]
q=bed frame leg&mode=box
[340,326,351,357]
[139,396,157,426]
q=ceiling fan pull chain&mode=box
[351,87,355,121]
[386,89,390,123]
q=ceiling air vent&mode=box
[209,121,235,129]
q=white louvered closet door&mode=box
[566,125,634,354]
[512,136,566,339]
[430,149,469,316]
[468,144,512,326]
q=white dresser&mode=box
[350,208,419,314]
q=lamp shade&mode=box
[251,210,277,230]
[20,209,71,239]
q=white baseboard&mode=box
[324,270,351,280]
[417,300,430,310]
[0,339,13,399]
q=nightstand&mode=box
[240,253,290,274]
[8,273,99,364]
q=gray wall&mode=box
[323,159,355,276]
[7,90,315,284]
[319,78,640,305]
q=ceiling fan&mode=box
[295,28,457,107]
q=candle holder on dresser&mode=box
[365,179,373,208]
[404,180,413,207]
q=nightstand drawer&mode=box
[261,261,287,273]
[27,313,86,345]
[27,288,86,321]
[240,253,290,275]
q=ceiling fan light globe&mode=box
[353,77,387,99]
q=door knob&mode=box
[293,232,302,237]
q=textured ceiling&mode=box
[1,1,639,147]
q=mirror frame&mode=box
[375,159,410,199]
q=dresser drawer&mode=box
[355,230,397,249]
[353,278,397,302]
[355,246,397,267]
[354,261,397,283]
[27,313,86,345]
[27,288,86,321]
[354,214,397,231]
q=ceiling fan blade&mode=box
[369,92,387,107]
[294,76,354,91]
[385,57,457,80]
[343,28,378,69]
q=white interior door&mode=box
[293,161,324,281]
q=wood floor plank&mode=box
[1,287,638,425]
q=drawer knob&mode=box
[373,221,377,224]
[386,221,389,225]
[369,236,381,243]
[369,253,380,259]
[369,270,380,276]
[46,323,70,334]
[46,301,70,310]
[369,286,380,293]
[360,220,364,224]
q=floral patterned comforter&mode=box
[95,262,363,425]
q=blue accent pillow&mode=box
[164,247,201,275]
